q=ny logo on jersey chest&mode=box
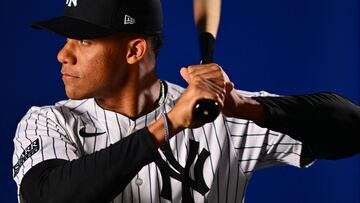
[155,140,210,203]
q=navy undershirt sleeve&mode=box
[20,127,160,203]
[253,92,360,160]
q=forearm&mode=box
[229,93,267,124]
[251,92,360,159]
[21,128,160,203]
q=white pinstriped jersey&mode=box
[13,81,308,203]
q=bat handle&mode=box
[194,98,220,123]
[193,32,220,123]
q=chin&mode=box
[67,95,85,100]
[65,90,89,100]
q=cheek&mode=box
[99,51,128,82]
[81,52,109,81]
[84,55,123,91]
[92,57,117,82]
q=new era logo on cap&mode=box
[124,15,135,25]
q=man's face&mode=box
[57,34,132,100]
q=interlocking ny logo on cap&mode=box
[124,15,136,25]
[66,0,77,7]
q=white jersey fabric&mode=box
[13,81,308,203]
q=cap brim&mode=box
[31,16,116,40]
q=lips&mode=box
[61,71,80,80]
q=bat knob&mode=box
[194,99,220,123]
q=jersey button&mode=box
[135,178,143,186]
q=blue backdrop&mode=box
[1,0,359,202]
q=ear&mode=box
[126,38,147,64]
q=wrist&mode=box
[166,110,184,135]
[147,111,184,148]
[227,91,266,123]
[236,95,266,124]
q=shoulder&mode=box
[25,98,92,114]
[19,99,94,127]
[54,98,95,117]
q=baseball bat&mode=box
[193,0,221,123]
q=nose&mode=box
[57,39,77,65]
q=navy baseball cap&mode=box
[32,0,163,39]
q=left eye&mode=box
[80,40,91,46]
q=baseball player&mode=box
[13,0,360,202]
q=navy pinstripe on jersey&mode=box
[13,81,310,202]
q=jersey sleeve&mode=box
[12,106,78,188]
[227,90,314,175]
[226,118,310,176]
